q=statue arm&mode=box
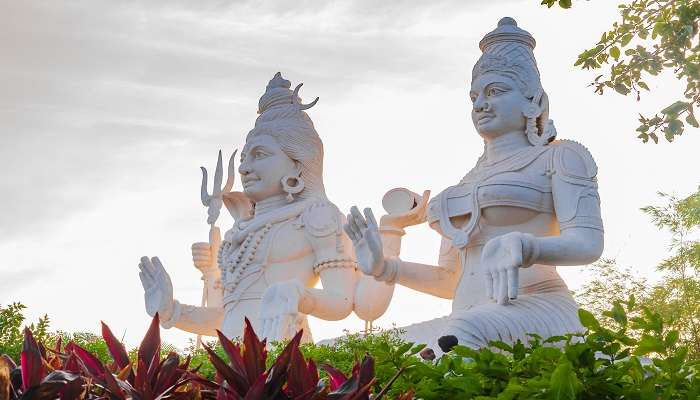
[164,301,225,337]
[392,237,461,299]
[534,140,604,266]
[300,267,356,320]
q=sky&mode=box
[1,0,699,349]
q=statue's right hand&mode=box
[344,206,386,277]
[138,256,175,320]
[191,242,214,270]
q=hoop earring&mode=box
[281,174,304,202]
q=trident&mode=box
[196,149,237,346]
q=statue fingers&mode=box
[343,222,360,242]
[346,214,362,240]
[497,270,509,305]
[140,257,156,281]
[485,270,494,300]
[350,206,368,230]
[151,257,166,273]
[363,208,379,231]
[138,271,151,290]
[260,318,271,341]
[507,266,519,301]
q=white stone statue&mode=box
[345,18,604,349]
[138,73,391,342]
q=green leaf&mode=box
[558,0,572,9]
[578,309,600,330]
[620,33,633,46]
[549,358,581,400]
[665,119,684,140]
[610,302,627,326]
[660,101,688,116]
[634,334,665,355]
[665,330,679,348]
[614,83,630,95]
[686,112,699,128]
[610,46,620,60]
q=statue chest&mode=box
[218,219,316,305]
[428,151,556,241]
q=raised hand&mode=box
[259,280,305,342]
[138,256,175,320]
[380,189,431,229]
[191,242,215,271]
[344,206,385,277]
[481,232,532,305]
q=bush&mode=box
[2,299,700,399]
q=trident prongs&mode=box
[222,149,237,194]
[200,149,238,224]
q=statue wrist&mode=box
[379,225,406,236]
[298,288,316,315]
[375,257,400,284]
[521,233,540,268]
[160,300,181,329]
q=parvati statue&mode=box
[138,73,391,342]
[345,18,604,349]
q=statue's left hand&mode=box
[481,232,537,305]
[259,280,306,342]
[379,190,431,230]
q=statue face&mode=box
[469,72,529,139]
[239,134,298,203]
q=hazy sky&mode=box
[1,0,699,349]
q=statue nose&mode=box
[238,160,251,175]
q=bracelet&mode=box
[160,300,181,329]
[375,257,401,284]
[521,233,540,268]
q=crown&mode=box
[257,72,319,115]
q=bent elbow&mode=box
[579,230,604,264]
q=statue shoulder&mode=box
[300,200,343,238]
[550,139,598,180]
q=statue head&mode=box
[470,17,556,145]
[239,73,325,203]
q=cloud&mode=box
[1,0,509,242]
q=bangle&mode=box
[376,257,401,284]
[521,233,540,268]
[160,300,181,329]
[379,225,406,236]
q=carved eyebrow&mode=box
[484,81,513,91]
[247,145,273,156]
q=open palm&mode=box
[344,206,385,277]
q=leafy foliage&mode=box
[543,0,700,142]
[577,187,700,358]
[3,302,700,399]
[0,303,50,362]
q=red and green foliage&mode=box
[4,301,700,399]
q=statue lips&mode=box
[477,113,495,125]
[242,176,261,189]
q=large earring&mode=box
[523,100,544,146]
[281,174,304,202]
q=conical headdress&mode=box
[247,72,326,198]
[472,17,541,99]
[472,17,556,145]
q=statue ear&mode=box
[522,102,541,119]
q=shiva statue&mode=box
[345,18,604,349]
[138,73,392,342]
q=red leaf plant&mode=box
[197,318,376,400]
[1,329,84,400]
[69,313,193,399]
